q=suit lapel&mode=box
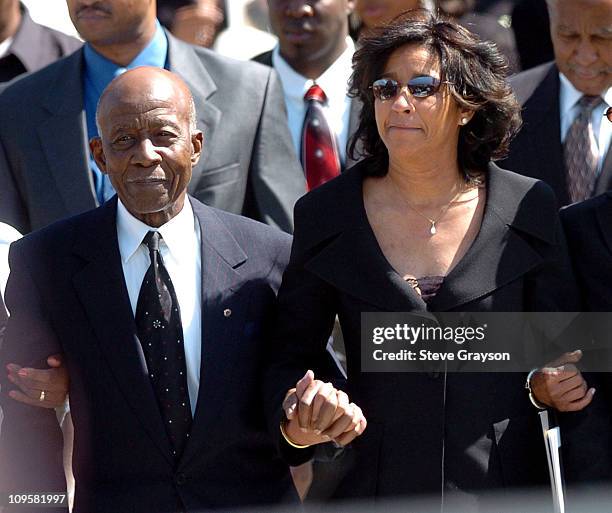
[520,67,568,204]
[166,33,222,193]
[71,200,174,465]
[38,50,97,215]
[300,168,427,312]
[595,193,612,256]
[428,164,551,311]
[180,199,249,469]
[594,146,612,196]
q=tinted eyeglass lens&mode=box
[372,77,442,100]
[372,79,399,101]
[408,76,440,98]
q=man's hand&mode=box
[530,350,595,412]
[5,353,68,408]
[282,370,367,447]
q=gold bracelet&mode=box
[279,420,312,449]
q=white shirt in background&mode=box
[272,37,355,164]
[0,222,22,301]
[116,199,202,415]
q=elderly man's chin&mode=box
[567,67,610,96]
[122,185,183,218]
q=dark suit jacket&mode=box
[252,49,363,170]
[0,32,305,235]
[265,159,597,503]
[0,197,300,513]
[501,62,612,206]
[561,193,612,311]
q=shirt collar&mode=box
[559,72,612,116]
[83,20,168,98]
[272,36,355,103]
[117,196,196,265]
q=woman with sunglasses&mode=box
[265,9,591,508]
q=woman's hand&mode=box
[282,370,367,447]
[6,353,68,409]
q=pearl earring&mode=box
[461,118,468,125]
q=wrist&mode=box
[280,419,312,449]
[525,368,547,410]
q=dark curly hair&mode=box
[349,9,522,178]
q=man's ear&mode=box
[191,130,203,165]
[90,137,108,174]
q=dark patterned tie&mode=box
[135,231,192,462]
[301,84,341,191]
[565,95,603,203]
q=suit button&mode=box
[175,473,187,486]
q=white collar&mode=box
[272,37,355,103]
[559,72,612,116]
[117,197,197,265]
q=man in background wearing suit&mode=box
[0,67,363,513]
[254,0,361,189]
[500,0,611,206]
[0,1,82,83]
[0,0,305,235]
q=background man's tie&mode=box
[565,95,603,203]
[136,231,192,462]
[301,84,341,191]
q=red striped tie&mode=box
[301,84,341,191]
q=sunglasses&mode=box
[371,76,450,101]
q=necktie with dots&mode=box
[301,84,341,191]
[135,231,192,462]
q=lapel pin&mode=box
[223,308,232,318]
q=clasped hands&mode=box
[281,370,367,447]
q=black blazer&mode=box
[0,197,300,512]
[265,159,589,503]
[501,62,612,206]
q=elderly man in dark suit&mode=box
[500,0,611,206]
[0,67,363,513]
[0,0,305,235]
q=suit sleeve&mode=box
[0,243,66,508]
[245,67,306,234]
[0,135,30,235]
[263,198,344,465]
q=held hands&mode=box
[5,353,69,409]
[530,350,595,412]
[282,370,367,447]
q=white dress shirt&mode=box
[0,222,21,302]
[559,73,612,173]
[272,37,355,164]
[117,199,202,415]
